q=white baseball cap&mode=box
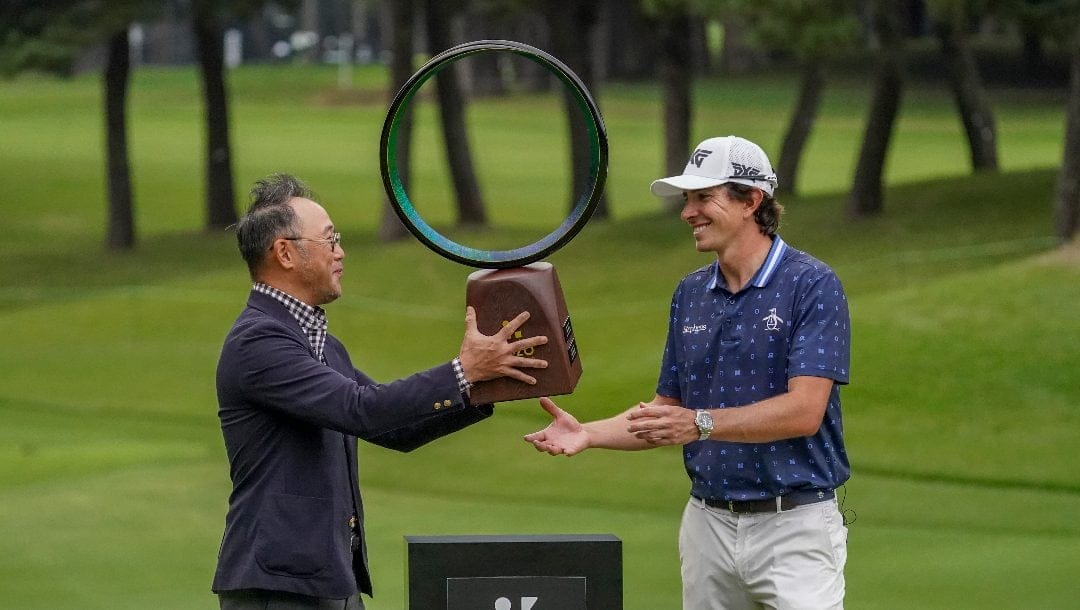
[650,136,778,197]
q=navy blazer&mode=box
[212,290,492,599]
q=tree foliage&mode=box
[994,0,1080,41]
[721,0,860,61]
[716,1,860,195]
[9,0,1080,241]
[0,1,99,76]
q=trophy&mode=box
[380,40,607,403]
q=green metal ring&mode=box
[379,39,608,269]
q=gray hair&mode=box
[235,173,313,277]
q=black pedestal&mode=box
[405,534,622,610]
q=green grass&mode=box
[1,64,1078,608]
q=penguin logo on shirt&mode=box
[762,308,784,331]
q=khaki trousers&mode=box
[679,496,847,609]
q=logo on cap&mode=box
[732,162,762,178]
[690,149,713,168]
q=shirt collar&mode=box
[252,282,327,331]
[707,235,788,291]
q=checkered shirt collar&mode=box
[253,282,328,363]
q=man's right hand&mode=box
[458,306,548,385]
[524,397,590,456]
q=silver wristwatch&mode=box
[694,409,713,441]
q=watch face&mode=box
[695,410,713,439]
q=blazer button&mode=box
[442,399,452,407]
[433,401,441,409]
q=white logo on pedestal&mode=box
[495,597,538,610]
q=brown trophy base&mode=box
[465,262,581,404]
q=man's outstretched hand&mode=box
[458,307,548,385]
[524,397,589,456]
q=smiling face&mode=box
[288,197,345,306]
[679,184,758,254]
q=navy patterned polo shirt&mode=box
[656,236,851,501]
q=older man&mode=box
[213,173,547,609]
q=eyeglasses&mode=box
[283,232,341,251]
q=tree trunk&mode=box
[658,8,693,212]
[937,18,998,173]
[542,0,608,219]
[718,15,764,75]
[351,0,370,52]
[193,1,237,230]
[510,10,550,93]
[104,28,135,251]
[847,62,902,217]
[425,0,487,227]
[776,60,824,197]
[1021,26,1046,83]
[847,2,904,218]
[1056,32,1080,243]
[300,0,321,62]
[461,7,506,97]
[379,0,414,241]
[462,50,505,98]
